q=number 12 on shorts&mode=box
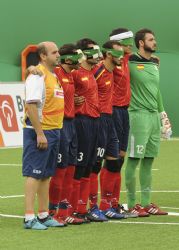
[136,145,144,154]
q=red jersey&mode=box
[113,54,131,107]
[91,63,101,74]
[72,67,100,118]
[94,64,114,114]
[54,66,75,118]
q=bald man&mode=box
[23,42,65,229]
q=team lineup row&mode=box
[22,27,172,229]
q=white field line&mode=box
[161,206,179,210]
[0,147,22,150]
[108,220,179,225]
[0,146,22,149]
[112,190,179,193]
[161,137,179,141]
[130,190,179,193]
[0,214,24,218]
[0,164,22,166]
[136,168,159,171]
[168,212,179,216]
[136,190,179,193]
[0,195,24,199]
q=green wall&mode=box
[0,0,178,135]
[157,53,179,137]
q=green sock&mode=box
[125,158,140,208]
[139,157,154,207]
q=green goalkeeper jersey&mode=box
[129,53,163,112]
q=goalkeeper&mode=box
[125,28,172,216]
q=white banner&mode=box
[0,82,24,147]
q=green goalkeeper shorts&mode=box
[128,110,161,158]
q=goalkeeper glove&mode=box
[160,111,172,139]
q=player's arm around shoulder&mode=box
[25,65,44,79]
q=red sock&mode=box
[100,167,107,192]
[99,170,117,211]
[89,173,98,208]
[77,177,90,214]
[67,204,73,216]
[111,173,121,208]
[57,202,68,217]
[60,165,75,202]
[49,168,66,205]
[69,179,80,214]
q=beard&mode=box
[144,44,156,53]
[87,59,99,65]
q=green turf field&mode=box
[0,140,179,250]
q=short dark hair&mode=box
[109,28,129,37]
[59,43,77,55]
[37,43,48,61]
[135,28,155,49]
[59,43,77,64]
[76,38,97,50]
[102,40,120,58]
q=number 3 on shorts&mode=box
[78,152,84,162]
[57,153,62,163]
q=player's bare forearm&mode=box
[25,66,43,79]
[26,103,43,134]
[26,103,47,149]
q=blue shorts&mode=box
[57,118,77,168]
[97,114,119,160]
[23,128,60,179]
[112,106,130,152]
[75,115,99,167]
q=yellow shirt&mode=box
[24,64,64,130]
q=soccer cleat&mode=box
[73,213,91,224]
[88,205,108,222]
[63,214,84,225]
[53,214,68,226]
[102,207,126,219]
[37,215,65,227]
[113,204,138,218]
[24,218,48,230]
[128,204,150,217]
[144,203,168,215]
